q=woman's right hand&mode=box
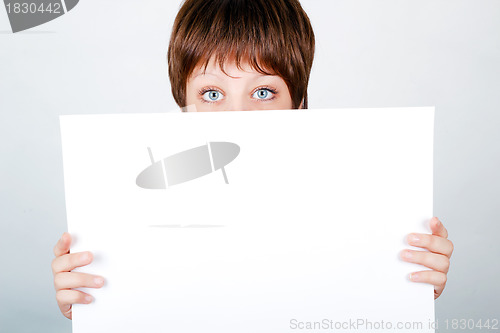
[51,232,105,320]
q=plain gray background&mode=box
[1,0,499,332]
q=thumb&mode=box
[430,217,448,238]
[53,232,72,257]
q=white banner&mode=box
[60,107,435,333]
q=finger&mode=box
[430,217,448,239]
[60,303,72,320]
[53,232,72,257]
[54,272,105,291]
[56,289,94,310]
[400,249,450,273]
[434,282,446,300]
[51,251,93,275]
[408,270,447,292]
[406,233,454,257]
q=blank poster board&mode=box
[59,107,435,333]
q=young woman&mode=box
[167,0,314,112]
[52,0,454,320]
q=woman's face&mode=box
[185,57,296,112]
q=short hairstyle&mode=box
[168,0,315,110]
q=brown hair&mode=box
[167,0,315,110]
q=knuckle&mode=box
[419,234,429,247]
[449,240,454,255]
[440,273,447,285]
[428,235,437,249]
[421,252,432,266]
[51,258,58,274]
[68,254,78,270]
[69,252,85,270]
[443,258,450,273]
[53,273,62,290]
[72,292,83,304]
[55,290,65,304]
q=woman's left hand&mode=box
[400,216,454,300]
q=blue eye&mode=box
[202,90,224,102]
[252,88,274,100]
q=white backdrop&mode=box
[1,1,499,332]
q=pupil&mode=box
[258,90,268,98]
[210,91,218,100]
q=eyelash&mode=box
[198,86,222,104]
[198,86,278,104]
[255,86,278,101]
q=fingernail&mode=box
[403,250,413,259]
[94,277,104,286]
[408,234,420,243]
[85,295,93,303]
[409,273,419,281]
